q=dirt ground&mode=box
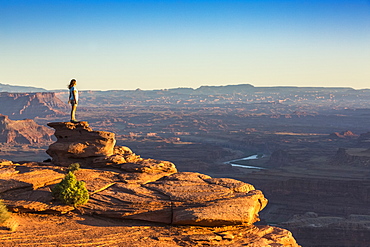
[0,212,270,247]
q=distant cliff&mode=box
[0,92,68,119]
[330,147,370,167]
[0,114,53,144]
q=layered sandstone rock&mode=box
[86,171,267,226]
[46,121,116,166]
[0,162,267,227]
[0,114,53,144]
[46,122,177,179]
[0,162,300,245]
[0,92,67,119]
[3,122,267,227]
[0,122,300,245]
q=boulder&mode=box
[172,190,267,226]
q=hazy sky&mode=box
[1,0,369,90]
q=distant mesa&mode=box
[0,92,68,119]
[328,130,358,139]
[194,84,255,95]
[0,114,53,144]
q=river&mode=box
[224,154,266,170]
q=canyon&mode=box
[0,121,299,246]
[2,83,370,246]
[0,92,67,120]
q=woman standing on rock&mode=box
[68,79,78,123]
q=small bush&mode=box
[0,199,11,224]
[52,171,89,206]
[0,199,18,231]
[68,163,80,173]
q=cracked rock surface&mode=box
[0,122,300,246]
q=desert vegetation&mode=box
[51,171,89,207]
[0,198,17,231]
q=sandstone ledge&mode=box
[0,121,300,246]
[0,162,267,227]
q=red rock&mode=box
[46,121,116,166]
[0,114,53,144]
[0,92,67,119]
[172,190,267,226]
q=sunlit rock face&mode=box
[0,121,301,246]
[0,114,53,144]
[46,122,177,176]
[0,92,68,119]
[46,121,116,167]
[43,121,268,227]
[0,162,268,228]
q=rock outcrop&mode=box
[357,131,370,145]
[46,122,177,180]
[0,122,300,246]
[46,122,117,167]
[330,147,370,167]
[266,149,294,167]
[328,130,358,139]
[0,92,67,119]
[0,114,53,144]
[0,161,268,227]
[5,122,268,227]
[280,212,370,246]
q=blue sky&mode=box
[0,0,369,90]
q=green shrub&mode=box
[52,171,89,206]
[68,163,80,173]
[0,199,18,231]
[0,199,11,224]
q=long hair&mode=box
[68,79,76,89]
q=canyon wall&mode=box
[0,114,53,144]
[0,92,68,119]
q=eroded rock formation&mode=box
[330,147,370,167]
[0,92,67,119]
[280,212,370,246]
[0,114,53,144]
[46,122,117,166]
[328,130,358,139]
[0,161,267,226]
[0,122,300,246]
[266,149,294,167]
